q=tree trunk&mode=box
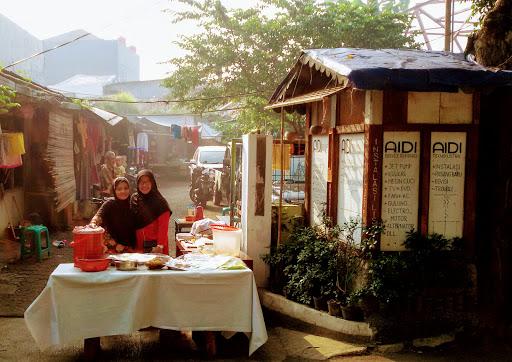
[465,0,512,69]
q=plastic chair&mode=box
[20,225,51,261]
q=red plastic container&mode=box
[71,226,105,267]
[195,206,204,221]
[77,258,110,272]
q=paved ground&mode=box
[1,175,511,360]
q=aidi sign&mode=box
[428,132,466,238]
[381,132,421,251]
[310,135,329,226]
[338,134,364,241]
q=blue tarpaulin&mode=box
[299,48,512,92]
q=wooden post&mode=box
[278,109,285,244]
[444,0,452,52]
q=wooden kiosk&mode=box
[268,48,512,254]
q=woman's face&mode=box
[138,175,152,195]
[115,181,130,200]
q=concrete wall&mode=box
[241,134,272,287]
[0,188,24,239]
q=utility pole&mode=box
[444,0,452,51]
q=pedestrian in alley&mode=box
[99,151,116,196]
[89,176,137,254]
[130,169,172,255]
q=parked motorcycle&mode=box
[189,166,213,207]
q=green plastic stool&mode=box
[20,225,51,261]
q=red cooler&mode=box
[71,226,106,268]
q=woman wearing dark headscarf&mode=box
[90,177,136,253]
[130,170,172,254]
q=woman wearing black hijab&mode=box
[90,177,136,253]
[130,169,172,254]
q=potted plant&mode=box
[341,293,363,321]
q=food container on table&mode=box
[71,226,105,268]
[77,258,110,272]
[194,205,204,220]
[115,260,138,271]
[211,224,242,257]
[187,205,196,217]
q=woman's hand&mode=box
[151,245,164,254]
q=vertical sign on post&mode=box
[428,132,466,238]
[381,132,421,251]
[337,133,365,241]
[310,135,329,226]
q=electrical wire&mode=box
[123,105,254,116]
[1,0,172,70]
[2,32,92,70]
[71,91,267,104]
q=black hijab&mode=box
[130,169,172,229]
[97,177,136,247]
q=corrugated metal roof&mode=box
[265,86,344,110]
[90,107,125,126]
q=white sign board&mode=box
[428,132,466,238]
[337,134,364,241]
[310,135,329,226]
[381,132,421,251]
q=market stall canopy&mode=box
[90,106,125,126]
[269,48,512,112]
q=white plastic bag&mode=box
[191,218,226,236]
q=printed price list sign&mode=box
[428,132,466,238]
[380,132,420,251]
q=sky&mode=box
[0,0,473,81]
[0,0,258,80]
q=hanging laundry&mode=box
[190,126,201,148]
[137,132,149,152]
[0,132,25,168]
[181,126,189,142]
[128,130,136,149]
[171,124,182,139]
[4,133,25,155]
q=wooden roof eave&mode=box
[268,52,349,113]
[265,85,346,113]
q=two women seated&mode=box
[90,170,172,255]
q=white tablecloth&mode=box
[24,264,267,355]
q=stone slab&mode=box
[259,289,374,340]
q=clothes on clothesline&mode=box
[137,132,149,152]
[171,125,181,139]
[0,132,25,169]
[180,126,201,147]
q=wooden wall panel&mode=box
[339,89,365,125]
[383,90,407,125]
[362,125,383,228]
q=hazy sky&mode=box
[0,0,257,80]
[1,1,472,80]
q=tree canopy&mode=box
[164,0,416,140]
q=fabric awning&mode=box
[265,86,344,110]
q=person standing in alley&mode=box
[130,169,172,254]
[100,151,116,196]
